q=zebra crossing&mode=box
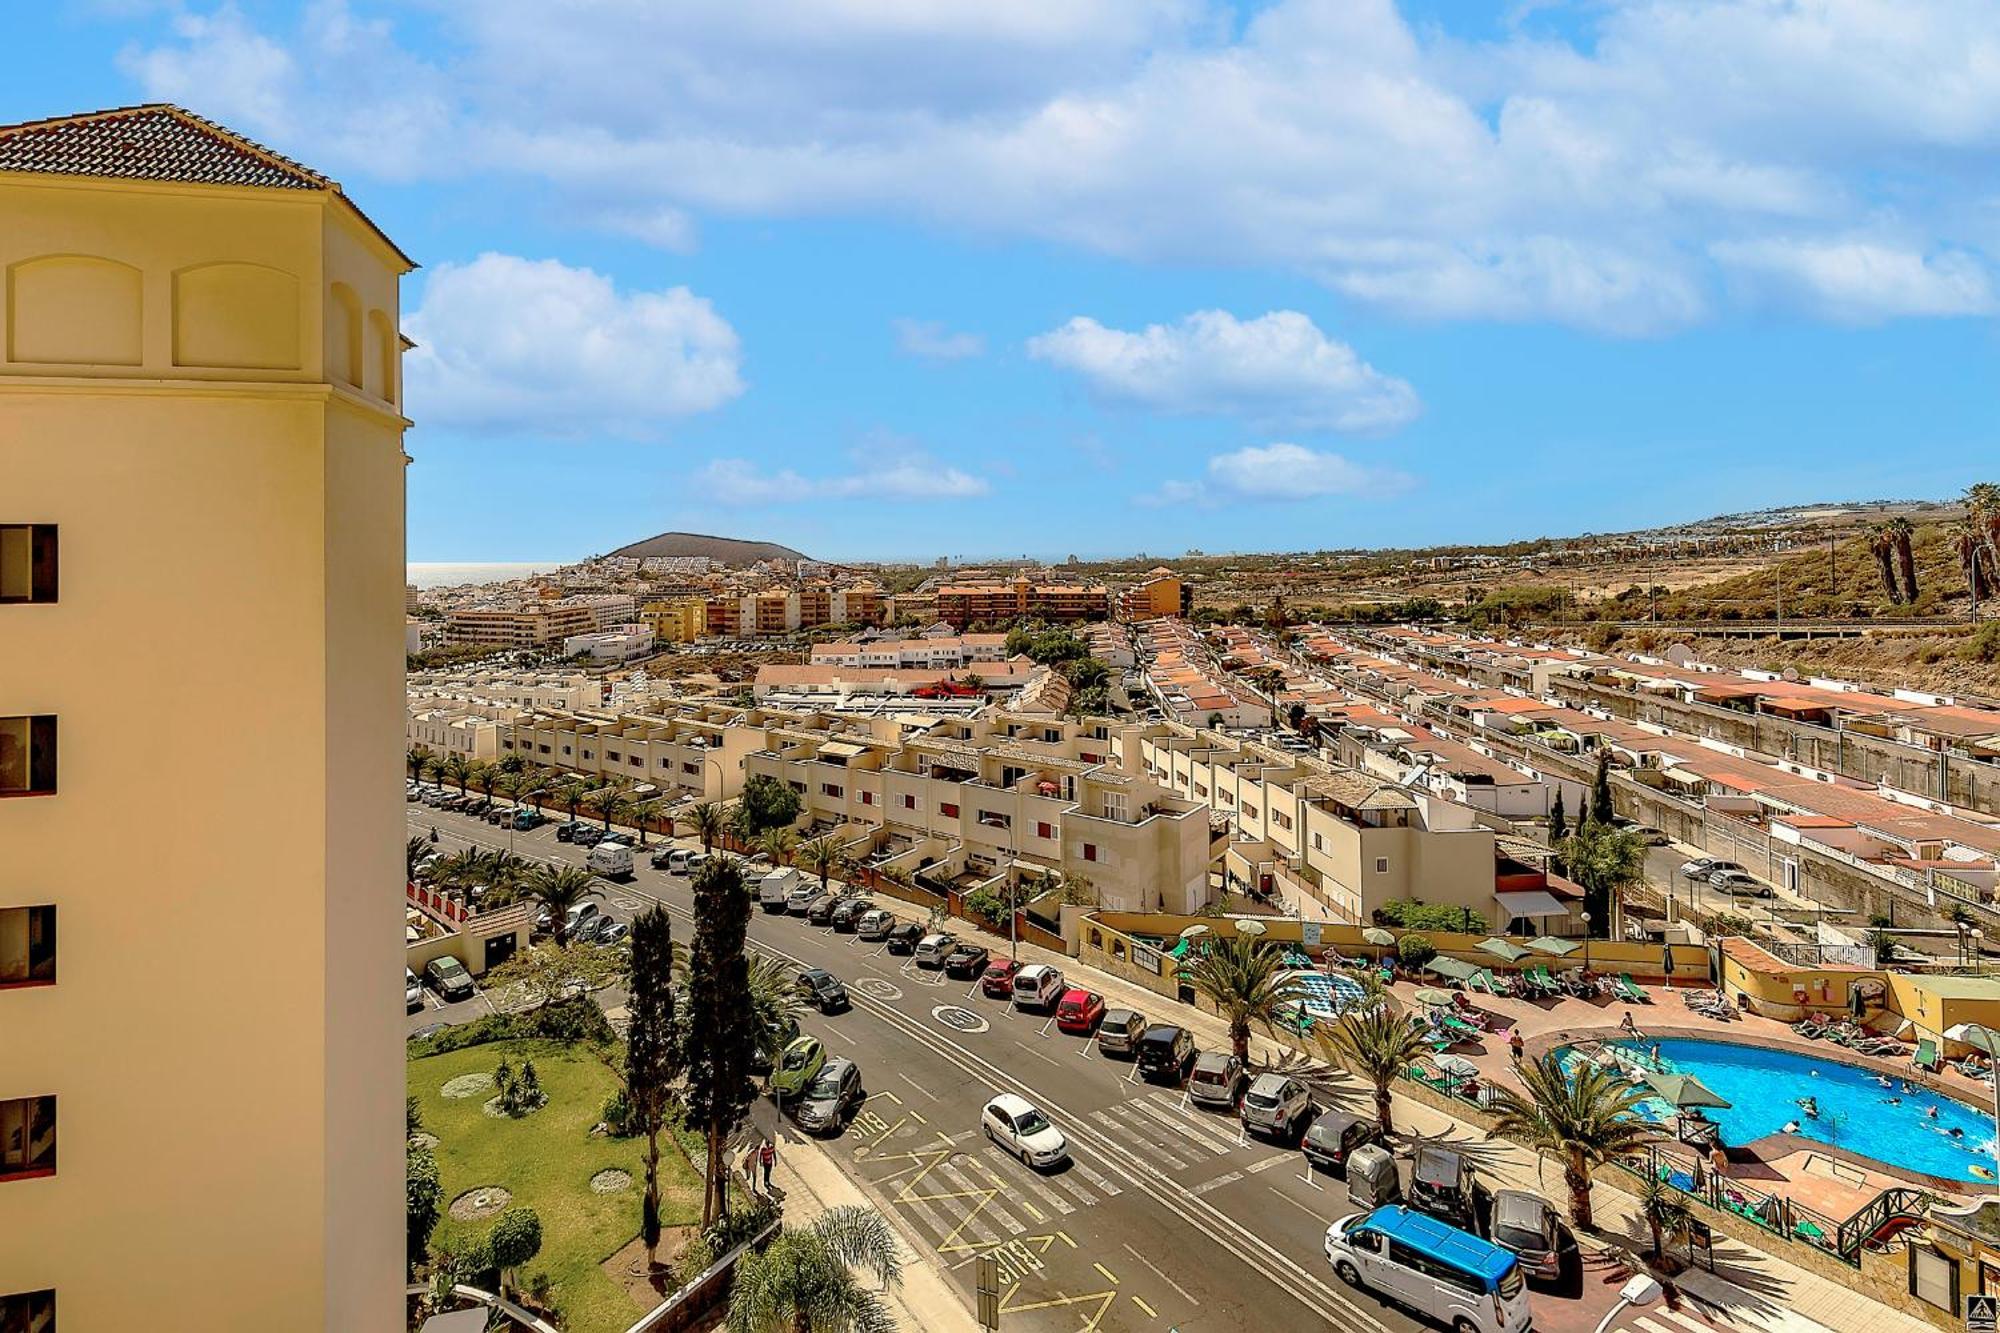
[1619,1304,1738,1333]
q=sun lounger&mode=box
[1913,1038,1941,1072]
[1617,974,1648,1003]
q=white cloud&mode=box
[121,1,2000,332]
[404,253,743,435]
[893,318,986,361]
[698,451,991,505]
[597,206,700,254]
[1710,238,1998,323]
[1029,310,1419,432]
[1139,442,1413,507]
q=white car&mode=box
[914,933,956,969]
[982,1093,1068,1168]
[405,968,424,1011]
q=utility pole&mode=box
[1828,534,1836,603]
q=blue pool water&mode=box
[1606,1038,1996,1184]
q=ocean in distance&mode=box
[407,562,564,589]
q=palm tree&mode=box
[1315,1005,1431,1135]
[727,802,758,850]
[630,798,666,847]
[405,836,430,881]
[491,772,520,812]
[592,785,629,835]
[725,1205,901,1333]
[1969,483,2000,583]
[406,745,434,783]
[1559,822,1647,939]
[1869,523,1901,603]
[470,760,498,806]
[799,835,844,891]
[439,754,472,796]
[557,779,589,824]
[1182,936,1302,1064]
[1636,1167,1691,1261]
[519,864,603,946]
[518,773,550,814]
[758,826,799,868]
[745,954,808,1068]
[1485,1051,1659,1230]
[690,802,724,853]
[1888,516,1919,603]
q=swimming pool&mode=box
[1601,1038,1996,1184]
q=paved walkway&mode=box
[847,889,1935,1333]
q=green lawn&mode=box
[411,1039,703,1333]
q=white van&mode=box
[1324,1206,1531,1333]
[586,840,634,881]
[759,868,802,912]
[1011,964,1065,1012]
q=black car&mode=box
[1301,1108,1383,1174]
[943,943,992,979]
[573,826,605,846]
[1135,1025,1196,1083]
[806,893,840,926]
[796,968,851,1013]
[884,922,924,954]
[649,846,677,869]
[555,821,583,842]
[830,897,871,932]
[1409,1143,1483,1231]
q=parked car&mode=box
[424,956,475,1002]
[1135,1025,1196,1083]
[570,914,612,945]
[856,909,896,941]
[831,897,871,932]
[885,923,924,954]
[563,901,603,938]
[648,846,679,870]
[982,1093,1068,1168]
[796,968,851,1013]
[1488,1189,1565,1283]
[555,820,582,842]
[914,933,957,969]
[1010,964,1065,1012]
[1710,868,1771,897]
[786,884,820,915]
[944,943,992,978]
[405,968,424,1012]
[1679,857,1743,881]
[1055,989,1106,1035]
[1625,823,1671,846]
[1188,1051,1248,1109]
[1302,1108,1383,1175]
[796,1057,864,1135]
[1095,1008,1148,1057]
[1241,1073,1313,1140]
[980,958,1022,998]
[512,809,543,830]
[572,826,605,847]
[770,1036,826,1098]
[594,919,630,948]
[1408,1143,1482,1231]
[806,894,840,926]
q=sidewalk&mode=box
[768,1124,979,1333]
[852,888,1933,1333]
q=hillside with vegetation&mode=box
[606,532,809,566]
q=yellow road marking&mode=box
[1093,1261,1119,1285]
[998,1285,1117,1331]
[1131,1295,1158,1318]
[1020,1199,1045,1222]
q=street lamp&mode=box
[1580,910,1592,977]
[1973,928,1985,977]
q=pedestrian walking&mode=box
[1507,1028,1525,1063]
[759,1138,776,1191]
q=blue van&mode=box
[1324,1205,1531,1333]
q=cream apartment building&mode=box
[0,105,405,1328]
[504,703,767,803]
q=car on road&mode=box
[982,1093,1068,1168]
[405,968,424,1012]
[785,884,820,915]
[770,1036,826,1099]
[1624,823,1671,846]
[1409,1143,1482,1232]
[1010,963,1065,1011]
[980,958,1022,998]
[1680,857,1743,881]
[914,933,957,969]
[1055,989,1106,1035]
[806,894,840,926]
[796,968,851,1013]
[648,846,680,870]
[796,1057,864,1135]
[1302,1108,1383,1175]
[1324,1206,1531,1333]
[831,897,871,932]
[855,909,896,941]
[1487,1189,1564,1283]
[1188,1051,1247,1109]
[1136,1024,1196,1084]
[1095,1008,1147,1057]
[423,956,475,1002]
[884,923,923,954]
[944,943,992,978]
[1241,1073,1313,1140]
[1710,868,1771,897]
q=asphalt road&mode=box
[408,802,1635,1333]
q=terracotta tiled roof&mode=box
[0,104,328,191]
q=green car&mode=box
[770,1035,826,1098]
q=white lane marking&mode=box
[1091,1108,1188,1170]
[1190,1170,1244,1197]
[821,1024,856,1045]
[976,1147,1078,1215]
[896,1071,940,1102]
[1065,1154,1124,1198]
[1269,1185,1330,1227]
[1128,1097,1236,1156]
[1122,1242,1200,1306]
[934,1159,1019,1240]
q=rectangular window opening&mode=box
[0,906,55,988]
[0,1095,56,1182]
[0,525,57,604]
[0,717,57,797]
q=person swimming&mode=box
[1928,1105,1940,1120]
[1797,1097,1819,1118]
[1882,1097,1903,1106]
[1951,1127,1966,1139]
[1876,1074,1894,1088]
[1783,1120,1802,1134]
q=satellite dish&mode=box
[1782,667,1801,682]
[1664,644,1693,667]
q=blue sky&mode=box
[12,2,2000,563]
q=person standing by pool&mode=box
[1508,1029,1525,1063]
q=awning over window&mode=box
[1494,889,1567,917]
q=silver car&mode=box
[1240,1073,1312,1140]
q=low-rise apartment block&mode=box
[810,633,1010,670]
[562,624,655,662]
[504,703,765,802]
[642,598,708,643]
[937,575,1108,628]
[407,700,513,763]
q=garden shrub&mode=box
[1397,932,1437,970]
[407,996,613,1057]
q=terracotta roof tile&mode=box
[0,104,328,191]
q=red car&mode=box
[1055,988,1106,1035]
[980,958,1022,998]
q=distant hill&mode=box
[607,531,810,566]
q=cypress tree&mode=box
[625,904,683,1268]
[1589,750,1616,827]
[682,859,757,1226]
[1549,789,1567,842]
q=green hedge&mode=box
[406,996,613,1057]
